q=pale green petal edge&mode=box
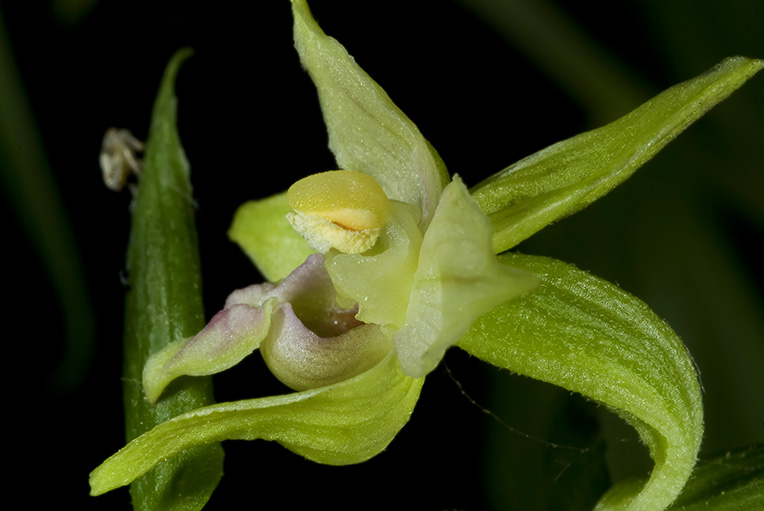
[327,200,423,329]
[290,0,449,226]
[458,253,703,511]
[228,192,315,282]
[395,177,537,378]
[471,57,764,253]
[90,351,423,496]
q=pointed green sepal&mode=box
[457,253,703,511]
[89,351,423,495]
[471,57,764,253]
[290,0,449,226]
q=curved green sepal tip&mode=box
[89,352,423,495]
[598,444,764,511]
[471,56,764,253]
[290,0,448,226]
[228,193,315,281]
[666,444,764,511]
[457,253,703,511]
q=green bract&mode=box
[89,0,763,509]
[112,48,223,510]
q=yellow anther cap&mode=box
[286,170,391,254]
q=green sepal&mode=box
[89,351,423,495]
[290,0,449,226]
[228,192,315,282]
[457,253,703,511]
[110,48,224,509]
[470,56,764,253]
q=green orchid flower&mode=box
[141,164,536,401]
[89,1,763,509]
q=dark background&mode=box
[2,0,763,509]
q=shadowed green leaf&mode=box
[544,403,610,511]
[0,9,95,390]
